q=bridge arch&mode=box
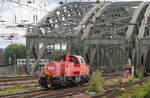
[26,1,150,74]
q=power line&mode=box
[0,0,58,27]
[6,0,50,13]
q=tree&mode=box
[4,44,26,66]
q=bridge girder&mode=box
[26,1,150,74]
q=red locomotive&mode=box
[39,54,89,88]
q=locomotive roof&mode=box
[72,55,83,58]
[61,54,83,58]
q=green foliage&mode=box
[120,78,150,98]
[112,87,121,93]
[118,78,123,84]
[0,87,35,95]
[27,87,35,91]
[130,84,145,97]
[51,50,67,60]
[0,88,24,95]
[143,78,150,98]
[136,70,143,79]
[4,44,26,65]
[128,77,134,82]
[88,71,104,93]
[121,91,130,98]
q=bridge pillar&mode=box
[136,38,145,74]
[26,38,33,75]
[96,46,100,70]
[66,42,72,54]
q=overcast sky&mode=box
[0,0,58,35]
[0,0,59,49]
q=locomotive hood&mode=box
[43,61,68,78]
[42,54,89,78]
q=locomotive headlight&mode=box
[53,73,55,77]
[42,73,45,77]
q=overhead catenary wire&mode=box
[1,0,55,27]
[0,0,60,37]
[6,0,50,13]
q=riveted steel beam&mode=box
[139,38,150,45]
[26,35,79,44]
[126,2,148,39]
[81,2,111,39]
[89,46,98,70]
[137,4,150,73]
[138,4,150,38]
[31,44,47,75]
[76,2,105,35]
[26,38,34,74]
[125,2,149,70]
[30,2,95,36]
[83,38,126,45]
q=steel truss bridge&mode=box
[26,1,150,75]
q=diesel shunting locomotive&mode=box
[39,54,89,88]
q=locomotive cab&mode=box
[39,54,89,88]
[59,55,79,65]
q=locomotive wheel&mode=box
[39,77,48,88]
[74,76,81,85]
[86,75,89,83]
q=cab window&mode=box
[75,58,79,64]
[70,57,74,62]
[80,58,84,63]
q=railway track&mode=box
[0,76,38,82]
[0,73,120,91]
[1,73,146,98]
[90,77,148,98]
[0,84,88,98]
[1,77,148,98]
[0,76,39,92]
[0,73,121,97]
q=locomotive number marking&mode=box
[48,67,54,70]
